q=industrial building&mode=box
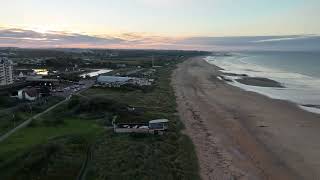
[96,75,152,87]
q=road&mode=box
[53,80,95,98]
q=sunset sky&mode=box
[1,0,320,50]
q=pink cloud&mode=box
[0,27,319,51]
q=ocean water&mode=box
[205,51,320,114]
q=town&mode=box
[0,49,158,99]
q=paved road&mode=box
[53,80,94,98]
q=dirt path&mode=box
[172,57,320,180]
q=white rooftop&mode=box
[97,75,132,83]
[149,119,169,124]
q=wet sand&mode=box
[172,57,320,180]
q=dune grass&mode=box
[85,64,200,180]
[0,118,103,179]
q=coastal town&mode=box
[2,47,320,180]
[0,51,153,99]
[2,0,320,179]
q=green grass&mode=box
[89,132,199,180]
[0,111,33,135]
[0,118,103,177]
[0,96,64,135]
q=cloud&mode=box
[0,28,124,48]
[175,35,320,51]
[0,28,182,49]
[0,27,319,51]
[252,35,317,43]
[135,0,194,8]
[118,32,179,45]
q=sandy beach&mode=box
[172,56,320,180]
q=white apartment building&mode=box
[0,57,14,86]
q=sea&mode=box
[205,51,320,114]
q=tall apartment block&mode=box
[0,57,14,86]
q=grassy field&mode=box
[0,96,64,136]
[0,56,200,180]
[0,116,104,179]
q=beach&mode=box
[172,56,320,180]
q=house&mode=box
[18,88,39,101]
[15,69,35,77]
[113,119,169,134]
[149,119,169,131]
[116,64,127,68]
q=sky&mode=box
[1,0,320,50]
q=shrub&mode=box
[43,117,65,126]
[0,96,19,107]
[68,96,80,109]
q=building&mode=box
[0,57,14,86]
[149,119,169,131]
[96,75,152,87]
[97,75,132,84]
[116,64,127,68]
[18,88,39,101]
[113,119,169,134]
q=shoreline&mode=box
[172,56,320,180]
[205,54,320,115]
[212,54,320,114]
[209,57,320,114]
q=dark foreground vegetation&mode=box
[0,50,207,180]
